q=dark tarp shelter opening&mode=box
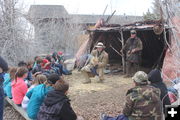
[87,25,169,69]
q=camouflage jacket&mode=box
[91,50,108,68]
[123,37,143,63]
[122,85,163,120]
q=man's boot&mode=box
[97,79,104,83]
[96,68,104,83]
[82,71,91,84]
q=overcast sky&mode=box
[22,0,153,16]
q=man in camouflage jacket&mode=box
[81,42,108,84]
[122,71,163,120]
[122,30,143,77]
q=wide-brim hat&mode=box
[95,42,105,48]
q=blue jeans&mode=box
[55,64,71,75]
[0,87,4,120]
[103,115,128,120]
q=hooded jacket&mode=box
[0,56,8,87]
[3,73,12,98]
[26,84,53,119]
[148,69,171,112]
[37,90,77,120]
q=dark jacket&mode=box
[25,71,33,81]
[123,37,143,63]
[0,56,8,72]
[32,64,42,74]
[0,56,8,120]
[0,56,8,87]
[37,90,77,120]
[148,69,171,113]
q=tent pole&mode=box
[120,29,126,74]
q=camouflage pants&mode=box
[81,64,104,83]
[126,61,139,76]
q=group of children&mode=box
[2,51,180,120]
[3,52,77,120]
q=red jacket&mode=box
[12,78,28,104]
[42,59,51,70]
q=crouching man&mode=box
[81,42,108,84]
[123,71,163,120]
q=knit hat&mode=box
[0,56,8,72]
[47,73,60,84]
[58,51,63,55]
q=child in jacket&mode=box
[3,67,17,99]
[26,73,59,119]
[22,74,47,110]
[11,67,28,106]
[37,78,77,120]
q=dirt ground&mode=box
[66,70,133,120]
[3,70,134,120]
[4,69,172,120]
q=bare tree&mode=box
[143,0,162,21]
[0,0,34,65]
[152,0,161,20]
[143,9,156,20]
[0,1,85,66]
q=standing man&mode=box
[123,71,163,120]
[122,30,143,77]
[0,56,8,120]
[81,42,108,84]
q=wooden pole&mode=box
[110,44,122,56]
[120,29,126,74]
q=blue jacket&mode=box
[25,71,33,81]
[26,84,53,119]
[3,73,12,98]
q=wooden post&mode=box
[120,29,126,74]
